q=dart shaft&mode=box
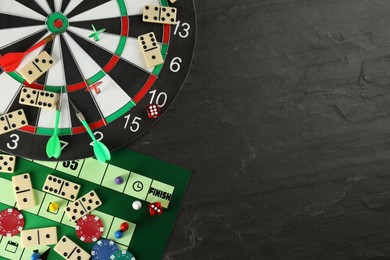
[54,110,61,136]
[70,99,97,141]
[43,34,56,43]
[75,111,85,122]
[80,119,98,142]
[26,34,55,54]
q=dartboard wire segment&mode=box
[0,0,196,161]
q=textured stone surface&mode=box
[131,0,390,259]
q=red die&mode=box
[147,104,161,119]
[149,202,163,216]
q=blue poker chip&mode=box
[91,239,119,260]
[110,250,136,260]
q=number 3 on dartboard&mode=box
[7,134,19,150]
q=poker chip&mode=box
[91,239,119,260]
[110,250,136,260]
[0,208,24,237]
[76,214,104,243]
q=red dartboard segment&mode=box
[76,215,104,243]
[68,82,88,92]
[72,119,106,134]
[20,125,36,134]
[0,208,25,237]
[90,120,107,130]
[133,75,158,103]
[163,24,171,44]
[24,82,44,90]
[121,16,129,36]
[104,55,120,74]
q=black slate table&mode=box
[131,1,390,259]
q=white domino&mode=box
[43,174,80,201]
[138,32,163,67]
[12,173,36,210]
[18,51,56,84]
[54,235,90,260]
[0,154,16,173]
[21,227,57,248]
[143,5,177,25]
[19,87,60,109]
[0,109,28,135]
[65,190,102,222]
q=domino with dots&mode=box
[19,86,59,109]
[43,174,80,201]
[18,51,56,84]
[138,32,164,68]
[0,109,28,135]
[12,173,36,210]
[21,227,57,248]
[54,235,90,260]
[0,154,16,173]
[143,5,177,25]
[65,190,102,222]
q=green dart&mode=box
[88,24,105,41]
[69,99,111,163]
[46,94,62,159]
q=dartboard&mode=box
[0,0,196,161]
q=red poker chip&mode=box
[76,214,104,243]
[0,208,24,237]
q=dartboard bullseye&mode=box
[0,0,196,161]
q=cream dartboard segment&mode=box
[0,0,196,161]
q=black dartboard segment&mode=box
[0,0,196,160]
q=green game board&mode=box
[0,149,191,260]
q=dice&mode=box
[147,104,160,119]
[149,202,163,216]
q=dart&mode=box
[0,34,55,72]
[88,24,105,41]
[46,92,63,159]
[69,99,111,163]
[85,81,102,94]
